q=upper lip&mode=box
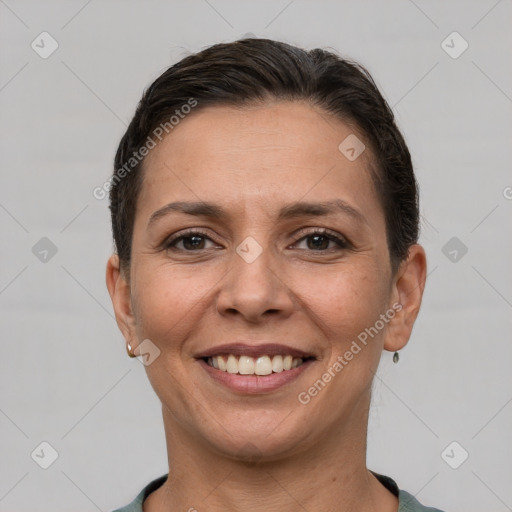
[195,343,316,359]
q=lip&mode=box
[198,358,315,394]
[195,343,316,359]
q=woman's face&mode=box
[108,101,424,460]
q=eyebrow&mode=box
[147,199,367,228]
[277,199,367,224]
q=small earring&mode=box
[393,351,399,364]
[126,342,136,358]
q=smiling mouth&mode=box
[202,354,315,375]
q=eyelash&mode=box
[163,228,350,253]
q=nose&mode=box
[215,243,295,323]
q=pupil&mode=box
[184,235,204,250]
[308,235,328,250]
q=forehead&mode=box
[137,101,383,226]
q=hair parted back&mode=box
[110,37,419,274]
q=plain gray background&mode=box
[1,1,511,511]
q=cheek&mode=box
[305,264,391,384]
[299,266,390,413]
[308,264,389,335]
[130,263,210,350]
[130,264,213,418]
[130,259,245,378]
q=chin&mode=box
[199,416,314,463]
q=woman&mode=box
[106,38,442,512]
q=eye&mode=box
[292,229,350,252]
[164,230,220,251]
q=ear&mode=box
[106,254,137,350]
[384,244,427,352]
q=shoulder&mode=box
[371,471,446,512]
[398,489,447,512]
[111,474,168,512]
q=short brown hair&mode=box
[110,38,419,273]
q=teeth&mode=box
[207,354,305,375]
[226,354,238,374]
[238,356,255,374]
[255,355,272,375]
[217,355,227,372]
[272,355,284,373]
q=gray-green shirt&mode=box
[112,472,446,511]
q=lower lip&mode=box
[198,359,314,394]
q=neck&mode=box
[145,399,398,512]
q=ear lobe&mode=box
[106,254,137,347]
[384,244,427,353]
